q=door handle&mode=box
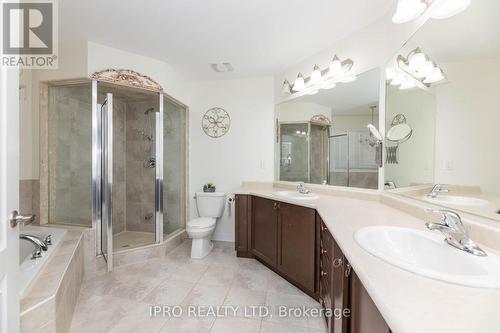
[10,210,36,228]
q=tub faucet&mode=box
[425,209,487,257]
[427,184,449,198]
[297,182,310,194]
[20,234,48,259]
[20,234,48,251]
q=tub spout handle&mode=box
[9,210,36,228]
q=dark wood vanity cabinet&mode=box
[235,195,391,333]
[235,195,318,297]
[277,201,317,294]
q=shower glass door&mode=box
[329,134,349,186]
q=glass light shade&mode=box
[281,80,291,94]
[311,65,323,85]
[400,79,416,90]
[292,73,305,91]
[390,73,406,86]
[423,67,445,83]
[408,52,427,72]
[327,56,343,77]
[432,0,471,19]
[392,0,427,24]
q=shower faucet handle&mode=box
[9,210,36,228]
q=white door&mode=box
[0,67,20,332]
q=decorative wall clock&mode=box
[202,107,231,138]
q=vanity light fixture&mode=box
[282,55,354,95]
[392,0,471,24]
[292,73,305,91]
[392,0,427,24]
[394,47,446,88]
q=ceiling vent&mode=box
[210,62,234,73]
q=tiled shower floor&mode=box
[113,231,156,251]
[70,240,328,333]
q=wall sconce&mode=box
[282,55,354,95]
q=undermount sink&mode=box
[422,195,489,206]
[273,191,319,200]
[355,226,500,288]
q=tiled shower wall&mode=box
[124,100,157,233]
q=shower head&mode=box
[145,107,154,115]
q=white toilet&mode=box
[187,192,226,258]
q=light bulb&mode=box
[292,73,305,91]
[392,0,427,24]
[423,67,445,83]
[432,0,471,19]
[311,65,323,85]
[327,55,343,77]
[400,79,416,90]
[408,52,427,72]
[282,80,291,94]
[296,130,301,134]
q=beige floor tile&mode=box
[107,301,169,333]
[223,287,266,319]
[210,317,261,333]
[231,268,269,292]
[142,278,196,305]
[182,284,230,306]
[158,316,214,333]
[260,321,309,333]
[198,265,237,287]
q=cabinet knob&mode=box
[321,270,328,277]
[319,297,325,306]
[333,258,343,268]
[273,202,278,209]
[321,248,328,255]
[321,225,326,231]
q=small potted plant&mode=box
[203,183,216,193]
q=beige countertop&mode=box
[236,181,500,333]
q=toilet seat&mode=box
[187,217,216,229]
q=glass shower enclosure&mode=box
[91,81,187,271]
[46,79,187,272]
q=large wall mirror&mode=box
[384,0,500,221]
[275,68,380,189]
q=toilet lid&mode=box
[188,217,216,228]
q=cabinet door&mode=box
[332,240,350,333]
[235,195,250,255]
[250,196,278,266]
[277,202,317,294]
[349,271,391,333]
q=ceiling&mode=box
[60,0,394,80]
[408,0,500,63]
[282,68,380,115]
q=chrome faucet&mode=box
[427,184,449,198]
[425,209,487,257]
[20,234,48,259]
[297,182,310,194]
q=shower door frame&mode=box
[329,133,350,187]
[92,80,165,270]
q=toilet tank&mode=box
[195,192,227,218]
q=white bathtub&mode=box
[19,226,67,296]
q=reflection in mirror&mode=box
[384,0,500,221]
[275,68,380,189]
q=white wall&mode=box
[275,102,331,122]
[332,114,374,134]
[189,77,275,241]
[385,87,436,188]
[434,59,500,193]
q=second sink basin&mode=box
[355,226,500,288]
[273,190,319,200]
[422,195,489,206]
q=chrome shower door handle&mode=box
[10,210,36,228]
